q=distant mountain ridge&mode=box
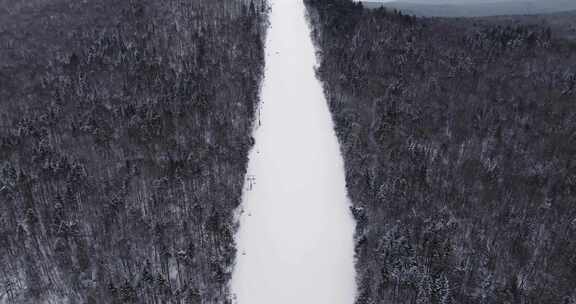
[363,0,576,17]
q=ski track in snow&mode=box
[230,0,357,303]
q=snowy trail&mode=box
[230,0,357,303]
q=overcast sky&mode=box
[372,0,547,2]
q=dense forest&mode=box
[0,0,267,303]
[306,0,576,303]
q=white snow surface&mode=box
[230,0,357,303]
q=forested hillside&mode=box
[0,0,267,303]
[306,0,576,303]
